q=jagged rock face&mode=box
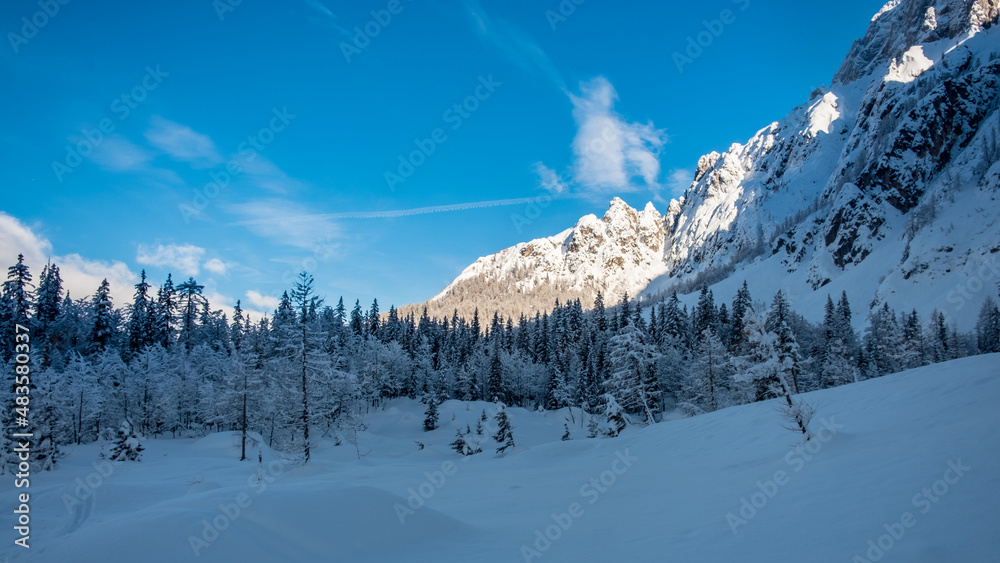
[854,60,1000,213]
[666,0,999,283]
[423,0,1000,325]
[424,197,674,320]
[835,0,997,84]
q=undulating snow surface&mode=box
[4,354,998,562]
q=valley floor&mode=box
[3,354,999,562]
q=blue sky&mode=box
[0,0,886,317]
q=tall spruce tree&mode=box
[90,279,116,354]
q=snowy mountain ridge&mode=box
[428,0,1000,327]
[427,197,670,315]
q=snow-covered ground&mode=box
[4,354,999,562]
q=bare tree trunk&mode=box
[240,370,248,461]
[301,324,310,464]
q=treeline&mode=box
[2,253,999,471]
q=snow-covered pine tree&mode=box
[109,419,144,461]
[493,405,515,453]
[176,277,206,350]
[600,393,627,437]
[593,291,607,333]
[820,337,859,388]
[733,308,782,402]
[155,274,176,349]
[423,398,440,431]
[281,271,330,464]
[660,291,690,348]
[126,270,155,358]
[864,302,903,377]
[34,262,62,367]
[693,286,717,343]
[30,365,63,470]
[486,347,505,402]
[900,309,926,370]
[976,298,1000,353]
[729,281,752,354]
[1,254,34,362]
[683,328,732,414]
[450,428,472,456]
[350,299,364,337]
[606,319,661,424]
[89,279,117,354]
[765,291,801,394]
[1,256,35,474]
[561,423,571,441]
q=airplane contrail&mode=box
[229,193,577,226]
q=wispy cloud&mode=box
[88,135,154,172]
[226,198,341,252]
[301,0,353,39]
[230,153,298,194]
[666,168,694,197]
[136,242,206,276]
[533,162,568,194]
[145,117,223,168]
[463,0,564,89]
[568,76,666,194]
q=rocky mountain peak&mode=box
[835,0,998,84]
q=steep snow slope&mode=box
[5,355,999,562]
[649,0,1000,328]
[428,0,1000,327]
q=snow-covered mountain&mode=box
[429,0,1000,327]
[418,198,671,320]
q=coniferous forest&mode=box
[3,252,999,472]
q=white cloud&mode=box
[226,199,341,253]
[88,135,154,172]
[568,77,666,194]
[246,290,280,311]
[203,258,229,276]
[230,153,298,194]
[666,168,694,196]
[136,243,206,277]
[533,162,567,194]
[0,212,137,303]
[145,117,223,168]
